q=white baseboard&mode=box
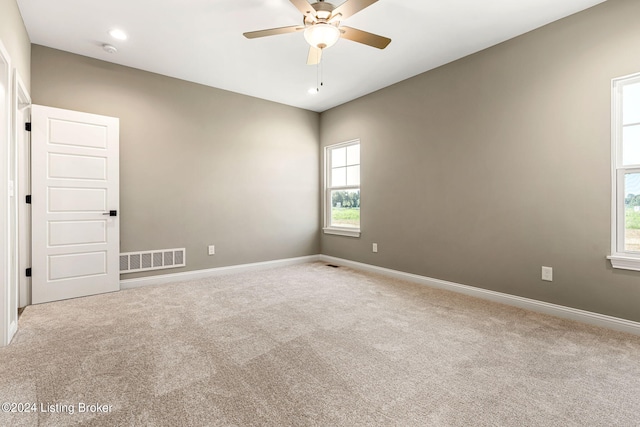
[120,255,321,290]
[320,255,640,336]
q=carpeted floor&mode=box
[1,262,639,426]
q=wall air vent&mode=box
[120,248,186,273]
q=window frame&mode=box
[323,139,361,238]
[609,72,640,271]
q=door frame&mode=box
[14,73,31,308]
[0,39,14,346]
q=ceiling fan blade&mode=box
[331,0,378,21]
[289,0,315,18]
[340,26,391,49]
[243,25,304,39]
[307,46,322,65]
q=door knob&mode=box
[102,210,117,217]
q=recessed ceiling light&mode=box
[108,29,128,41]
[308,88,318,95]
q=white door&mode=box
[31,105,119,304]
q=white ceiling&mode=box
[18,0,605,112]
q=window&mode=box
[610,72,640,270]
[324,140,360,237]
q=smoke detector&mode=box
[103,44,117,54]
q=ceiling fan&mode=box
[243,0,391,65]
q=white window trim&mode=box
[609,72,640,271]
[323,139,361,238]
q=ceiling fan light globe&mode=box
[304,24,340,50]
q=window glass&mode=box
[347,144,360,166]
[332,167,346,187]
[332,147,346,168]
[624,173,640,252]
[331,189,360,228]
[346,165,360,186]
[623,82,640,125]
[623,125,640,166]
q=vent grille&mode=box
[120,248,186,273]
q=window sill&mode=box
[323,228,361,238]
[608,255,640,271]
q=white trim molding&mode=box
[120,255,320,289]
[324,139,361,238]
[320,255,640,336]
[610,72,640,271]
[607,255,640,271]
[14,72,30,308]
[0,40,13,347]
[323,227,361,238]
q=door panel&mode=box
[48,187,107,212]
[49,221,106,246]
[48,153,107,180]
[32,105,119,304]
[49,119,108,148]
[49,252,107,280]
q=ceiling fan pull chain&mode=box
[319,57,324,91]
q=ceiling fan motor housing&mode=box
[306,1,336,24]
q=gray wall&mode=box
[0,0,30,89]
[320,0,640,322]
[32,45,320,277]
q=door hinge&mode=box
[26,268,32,277]
[25,122,31,132]
[26,195,31,204]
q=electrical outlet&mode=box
[372,243,378,253]
[208,245,215,255]
[541,266,553,282]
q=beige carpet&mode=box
[1,262,639,426]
